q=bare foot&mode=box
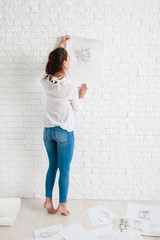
[56,203,70,216]
[44,198,57,214]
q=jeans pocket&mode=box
[54,127,68,143]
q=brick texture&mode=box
[0,0,160,200]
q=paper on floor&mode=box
[86,205,117,226]
[88,224,113,239]
[33,222,144,240]
[58,223,88,240]
[126,202,160,236]
[33,224,63,240]
[0,198,21,226]
[88,225,144,240]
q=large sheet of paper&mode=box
[0,198,21,226]
[58,223,88,240]
[33,224,63,240]
[66,36,104,88]
[126,202,160,236]
[86,205,117,226]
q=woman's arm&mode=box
[58,35,70,48]
[70,84,87,112]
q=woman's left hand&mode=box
[59,35,70,48]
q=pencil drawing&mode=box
[118,219,130,232]
[37,229,59,238]
[133,220,143,232]
[74,47,91,65]
[97,209,112,222]
[133,212,160,235]
[139,209,150,220]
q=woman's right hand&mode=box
[59,35,70,48]
[79,84,87,99]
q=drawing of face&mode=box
[63,53,71,70]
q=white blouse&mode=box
[40,74,84,132]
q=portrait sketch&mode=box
[66,36,104,88]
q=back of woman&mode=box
[40,72,83,132]
[40,35,87,216]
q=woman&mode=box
[40,36,87,216]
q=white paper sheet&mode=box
[126,202,160,236]
[88,225,144,240]
[58,223,88,240]
[33,224,63,240]
[66,36,104,88]
[0,198,21,226]
[88,224,114,239]
[86,205,117,226]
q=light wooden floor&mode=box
[1,199,160,240]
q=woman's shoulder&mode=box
[40,73,77,91]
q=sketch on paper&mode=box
[126,203,160,236]
[74,47,91,65]
[139,209,150,220]
[36,230,60,239]
[117,219,130,232]
[86,205,117,226]
[66,36,104,88]
[112,218,133,238]
[97,209,112,222]
[133,220,143,232]
[33,224,63,240]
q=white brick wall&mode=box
[0,0,160,200]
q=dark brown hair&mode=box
[44,47,68,79]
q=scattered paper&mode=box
[86,205,117,226]
[126,202,160,236]
[33,224,63,240]
[58,223,88,240]
[33,221,144,240]
[33,202,159,240]
[112,218,133,237]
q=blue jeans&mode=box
[43,126,74,203]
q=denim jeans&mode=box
[43,126,74,203]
